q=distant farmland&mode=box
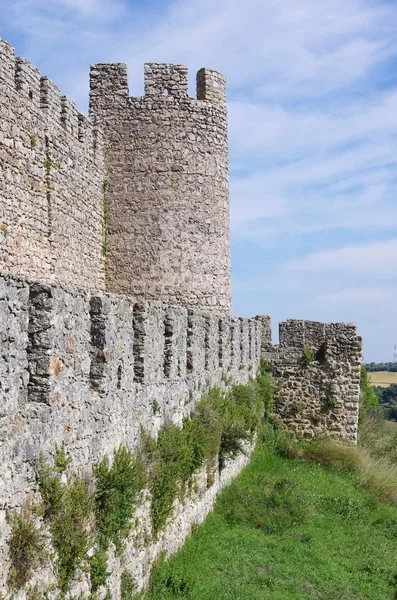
[369,371,397,387]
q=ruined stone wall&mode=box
[258,317,362,443]
[0,38,105,291]
[0,271,260,598]
[89,62,231,313]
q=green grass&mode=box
[140,431,397,600]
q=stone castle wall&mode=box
[259,317,362,443]
[89,62,231,312]
[0,271,260,597]
[0,39,105,291]
[0,35,363,599]
[0,37,231,313]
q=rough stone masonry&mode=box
[0,36,362,598]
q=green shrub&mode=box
[37,462,93,594]
[326,396,338,408]
[121,569,136,599]
[94,445,147,551]
[89,545,109,591]
[55,444,72,473]
[302,346,316,365]
[38,461,64,519]
[260,421,302,459]
[149,422,200,536]
[257,364,275,418]
[7,508,45,589]
[360,365,379,422]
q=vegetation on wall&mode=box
[91,446,146,590]
[302,345,316,365]
[143,367,271,537]
[6,366,273,597]
[7,507,46,589]
[37,459,93,595]
[360,365,379,422]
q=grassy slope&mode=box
[141,440,397,600]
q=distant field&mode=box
[369,371,397,387]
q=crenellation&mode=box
[40,75,62,115]
[196,68,227,107]
[0,38,15,86]
[144,63,189,98]
[0,38,105,290]
[15,57,41,107]
[239,318,249,366]
[60,95,80,138]
[89,59,231,312]
[89,62,129,114]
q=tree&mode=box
[360,365,378,412]
[381,384,397,404]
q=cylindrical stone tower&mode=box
[89,61,231,313]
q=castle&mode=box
[0,37,362,598]
[0,38,230,311]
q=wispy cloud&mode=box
[285,239,397,275]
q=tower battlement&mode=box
[0,38,231,312]
[89,61,227,105]
[90,61,231,312]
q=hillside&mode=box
[138,421,397,600]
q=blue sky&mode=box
[1,0,397,361]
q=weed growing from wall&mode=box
[11,368,273,595]
[152,399,161,415]
[302,346,316,365]
[44,155,52,175]
[120,569,136,599]
[7,508,45,589]
[91,445,146,590]
[94,445,146,549]
[37,461,93,595]
[55,444,72,473]
[257,361,275,418]
[326,396,338,408]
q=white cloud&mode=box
[313,287,397,307]
[284,239,397,275]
